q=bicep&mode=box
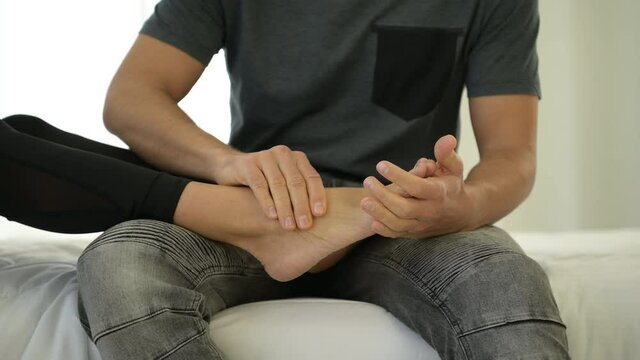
[468,95,538,158]
[110,34,206,102]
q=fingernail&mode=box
[268,207,277,219]
[299,215,310,228]
[285,217,295,229]
[377,162,389,174]
[314,203,324,215]
[364,178,373,188]
[362,199,373,211]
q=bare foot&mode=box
[248,188,374,281]
[174,184,374,282]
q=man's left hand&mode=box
[361,135,476,239]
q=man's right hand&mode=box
[213,145,327,231]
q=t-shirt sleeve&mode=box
[465,0,541,98]
[140,0,225,66]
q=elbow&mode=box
[102,84,130,137]
[521,150,537,200]
[102,100,118,135]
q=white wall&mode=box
[1,0,638,232]
[477,0,640,231]
[0,0,230,146]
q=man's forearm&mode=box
[104,81,237,182]
[463,149,536,230]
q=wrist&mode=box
[207,146,243,183]
[460,181,488,231]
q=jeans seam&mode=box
[93,306,201,342]
[156,326,222,360]
[458,318,568,337]
[191,265,270,287]
[79,238,202,288]
[81,234,265,289]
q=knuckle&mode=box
[272,145,291,154]
[287,175,307,188]
[270,176,287,188]
[257,150,274,163]
[433,183,446,199]
[292,150,308,159]
[250,180,270,191]
[304,171,322,181]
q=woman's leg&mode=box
[0,115,189,233]
[3,114,153,168]
[0,114,375,279]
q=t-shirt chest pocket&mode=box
[371,25,460,121]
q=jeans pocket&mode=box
[371,25,460,121]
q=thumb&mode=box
[434,135,464,177]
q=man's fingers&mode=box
[260,153,296,230]
[375,161,443,200]
[275,148,314,229]
[360,197,419,233]
[244,166,278,220]
[387,158,438,197]
[295,152,326,217]
[364,176,421,219]
[413,158,438,178]
[434,135,464,177]
[376,161,427,198]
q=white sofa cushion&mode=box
[211,298,440,360]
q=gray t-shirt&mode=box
[141,0,540,183]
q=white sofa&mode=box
[1,219,639,360]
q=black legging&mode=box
[0,114,190,233]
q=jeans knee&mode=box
[78,219,262,289]
[77,220,207,338]
[77,219,196,294]
[369,226,524,296]
[442,251,565,336]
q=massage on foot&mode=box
[0,1,570,358]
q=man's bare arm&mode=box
[464,94,538,229]
[104,34,228,182]
[104,34,327,230]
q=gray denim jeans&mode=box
[76,218,569,360]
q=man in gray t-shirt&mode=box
[77,1,570,358]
